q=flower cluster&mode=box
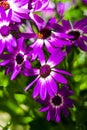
[0,0,86,123]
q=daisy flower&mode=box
[24,50,71,100]
[0,8,16,53]
[54,18,87,51]
[0,37,32,80]
[0,0,29,22]
[20,18,71,60]
[39,86,74,123]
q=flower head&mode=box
[39,86,74,123]
[0,7,16,53]
[0,0,29,22]
[54,18,87,51]
[0,37,32,80]
[24,50,71,100]
[21,17,71,60]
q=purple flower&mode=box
[39,86,74,123]
[24,50,71,100]
[0,8,17,53]
[0,37,32,80]
[0,0,29,22]
[21,17,71,60]
[54,18,87,51]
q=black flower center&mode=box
[38,28,51,39]
[40,64,51,78]
[16,53,24,65]
[0,1,10,10]
[68,30,80,41]
[0,25,10,37]
[52,95,62,106]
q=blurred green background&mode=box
[0,0,87,130]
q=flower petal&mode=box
[33,79,41,98]
[47,51,66,67]
[0,40,5,54]
[51,72,67,84]
[40,106,49,112]
[11,67,21,80]
[77,38,87,51]
[24,76,40,91]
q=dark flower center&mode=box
[16,53,24,65]
[68,30,80,41]
[52,95,62,106]
[0,1,10,10]
[40,64,51,78]
[38,28,51,39]
[0,25,10,36]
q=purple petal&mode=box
[11,67,21,80]
[10,37,17,47]
[82,36,87,42]
[5,67,12,75]
[0,60,10,66]
[22,68,39,77]
[53,23,65,32]
[24,76,40,91]
[59,86,74,96]
[17,37,24,49]
[33,79,41,98]
[62,20,71,30]
[29,13,45,28]
[46,17,56,28]
[24,60,31,69]
[7,9,12,21]
[46,77,54,96]
[53,68,72,76]
[45,40,56,53]
[51,72,67,84]
[40,82,47,100]
[0,7,6,19]
[74,18,87,29]
[31,40,43,60]
[0,40,5,54]
[77,38,87,51]
[46,111,51,121]
[12,12,21,22]
[50,37,72,47]
[38,50,46,65]
[40,106,49,112]
[56,109,60,122]
[47,76,58,94]
[47,51,66,67]
[18,33,37,39]
[65,98,74,108]
[6,40,13,53]
[61,106,69,117]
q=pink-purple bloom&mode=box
[0,0,29,22]
[0,37,32,80]
[0,7,17,53]
[39,86,74,123]
[24,50,71,100]
[20,17,71,60]
[54,18,87,51]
